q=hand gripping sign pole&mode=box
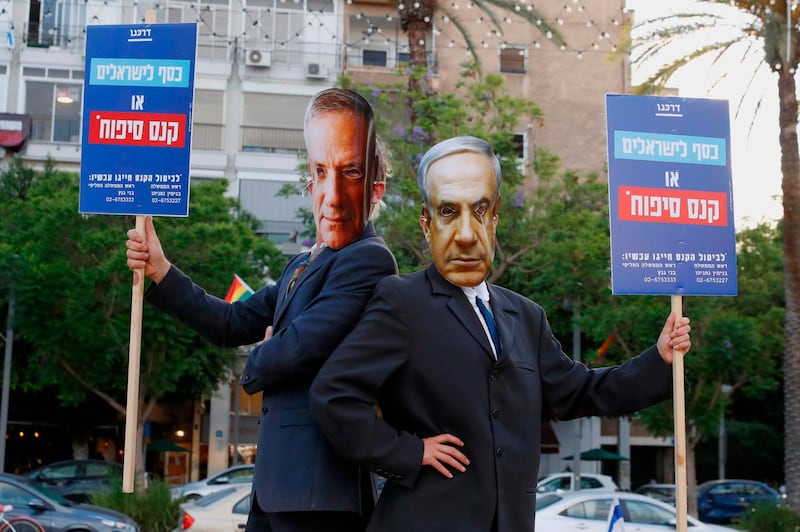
[672,295,688,532]
[123,215,146,493]
[79,21,196,493]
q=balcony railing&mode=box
[31,116,81,143]
[241,126,304,153]
[25,22,85,52]
[27,118,304,154]
[192,123,224,151]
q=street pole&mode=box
[717,411,726,480]
[718,384,732,480]
[0,286,15,472]
[572,305,581,490]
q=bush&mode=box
[736,503,800,532]
[90,478,181,532]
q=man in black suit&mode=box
[310,136,692,532]
[126,88,397,531]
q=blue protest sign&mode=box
[79,23,197,216]
[605,94,737,296]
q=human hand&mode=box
[126,216,171,284]
[656,312,691,364]
[422,434,469,478]
[260,326,273,344]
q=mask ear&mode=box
[419,209,431,239]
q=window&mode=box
[580,477,603,489]
[0,481,33,506]
[500,46,526,73]
[26,81,82,143]
[561,498,613,520]
[512,132,526,159]
[624,500,675,526]
[363,50,387,67]
[27,0,87,47]
[233,494,251,515]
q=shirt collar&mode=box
[461,281,490,302]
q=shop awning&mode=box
[0,114,31,150]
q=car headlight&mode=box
[100,518,137,531]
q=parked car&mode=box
[535,490,738,531]
[0,472,139,531]
[23,459,123,504]
[174,484,250,531]
[536,472,618,493]
[170,465,254,501]
[697,479,781,524]
[634,482,676,505]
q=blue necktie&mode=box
[476,297,502,358]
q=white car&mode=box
[170,464,255,501]
[174,484,251,531]
[536,472,618,493]
[535,491,739,531]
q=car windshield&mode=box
[194,487,240,507]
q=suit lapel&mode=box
[488,285,516,360]
[275,223,379,324]
[426,265,495,360]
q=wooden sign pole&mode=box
[123,214,145,493]
[672,294,687,532]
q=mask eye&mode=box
[475,204,488,217]
[344,168,364,180]
[439,206,456,217]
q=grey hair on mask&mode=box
[416,136,502,211]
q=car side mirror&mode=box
[668,518,677,528]
[28,498,49,511]
[213,476,230,485]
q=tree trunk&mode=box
[399,0,433,101]
[779,65,800,508]
[399,0,433,69]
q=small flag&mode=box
[596,335,615,364]
[607,498,625,532]
[224,274,254,303]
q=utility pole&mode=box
[0,286,15,472]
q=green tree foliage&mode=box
[0,158,284,478]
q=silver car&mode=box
[170,465,254,501]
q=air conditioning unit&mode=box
[246,49,271,67]
[306,62,328,79]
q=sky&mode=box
[625,0,784,228]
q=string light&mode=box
[0,0,629,63]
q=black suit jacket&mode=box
[310,264,673,531]
[145,223,397,514]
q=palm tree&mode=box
[631,1,800,508]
